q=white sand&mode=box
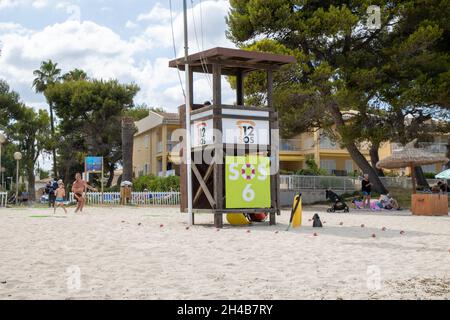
[0,205,448,300]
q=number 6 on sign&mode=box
[225,156,271,209]
[242,184,255,202]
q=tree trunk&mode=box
[447,135,450,167]
[412,141,429,189]
[121,117,135,182]
[369,142,385,177]
[106,166,115,188]
[328,103,388,194]
[27,168,36,202]
[414,166,429,189]
[49,102,58,177]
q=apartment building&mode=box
[279,130,370,175]
[133,111,180,177]
[133,112,448,177]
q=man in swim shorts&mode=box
[71,172,97,213]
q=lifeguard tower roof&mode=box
[169,47,296,75]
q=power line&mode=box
[190,0,212,91]
[169,0,186,98]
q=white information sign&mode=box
[222,118,270,145]
[191,119,214,147]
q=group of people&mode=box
[353,174,401,210]
[44,173,97,214]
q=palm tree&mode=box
[62,68,88,82]
[32,60,61,176]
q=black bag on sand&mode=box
[312,213,323,228]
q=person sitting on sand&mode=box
[71,173,97,213]
[54,181,67,214]
[379,193,401,210]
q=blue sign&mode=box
[85,156,103,172]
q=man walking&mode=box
[71,173,97,213]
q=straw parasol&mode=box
[376,139,449,193]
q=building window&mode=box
[345,160,353,173]
[320,160,336,174]
[144,135,150,149]
[421,164,436,173]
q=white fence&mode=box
[69,192,180,206]
[0,192,7,207]
[280,175,440,193]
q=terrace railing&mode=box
[280,175,440,193]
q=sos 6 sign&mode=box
[225,156,271,209]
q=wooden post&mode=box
[267,70,273,107]
[236,70,244,106]
[410,163,416,194]
[212,63,223,228]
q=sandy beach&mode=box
[0,205,448,300]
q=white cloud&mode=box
[0,0,53,10]
[137,2,171,23]
[0,0,22,9]
[32,0,49,9]
[125,20,137,29]
[141,0,233,55]
[0,0,235,113]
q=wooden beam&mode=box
[192,163,216,208]
[212,64,222,106]
[193,160,215,205]
[212,99,224,228]
[236,70,244,106]
[267,70,273,107]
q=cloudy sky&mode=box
[0,0,236,112]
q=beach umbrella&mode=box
[376,140,449,193]
[435,169,450,180]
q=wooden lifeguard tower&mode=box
[169,47,295,228]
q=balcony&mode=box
[392,142,448,154]
[280,139,302,151]
[418,142,447,154]
[157,141,163,153]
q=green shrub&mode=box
[423,172,437,179]
[133,174,180,192]
[295,159,329,176]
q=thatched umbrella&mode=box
[376,140,449,193]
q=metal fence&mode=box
[280,175,440,193]
[0,192,7,207]
[69,192,180,206]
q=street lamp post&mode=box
[0,133,5,191]
[14,152,22,205]
[0,167,5,190]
